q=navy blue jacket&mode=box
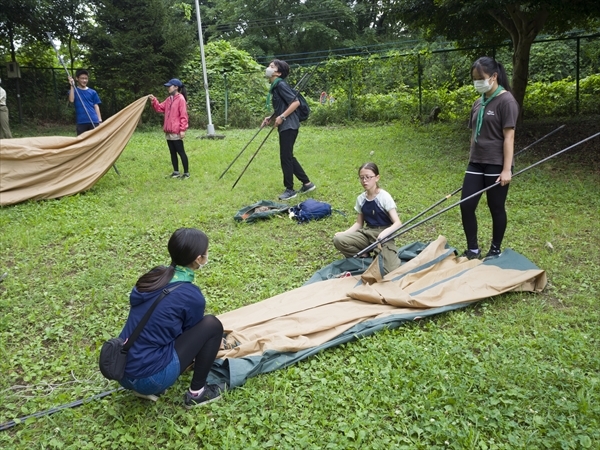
[119,282,205,379]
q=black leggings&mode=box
[460,162,510,250]
[279,129,310,190]
[174,315,223,391]
[167,139,189,173]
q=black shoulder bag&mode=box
[99,283,183,381]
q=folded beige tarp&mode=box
[0,96,148,206]
[218,236,547,360]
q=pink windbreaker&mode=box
[151,93,188,134]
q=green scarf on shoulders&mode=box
[170,265,195,283]
[474,85,504,142]
[265,77,283,111]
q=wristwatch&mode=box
[280,115,286,121]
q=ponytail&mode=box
[135,265,175,292]
[495,62,511,92]
[178,85,188,102]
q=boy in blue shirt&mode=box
[68,69,102,135]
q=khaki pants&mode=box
[0,105,12,139]
[333,226,400,275]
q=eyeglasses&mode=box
[358,175,376,181]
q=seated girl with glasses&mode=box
[333,162,402,274]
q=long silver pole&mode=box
[194,0,215,135]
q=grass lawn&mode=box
[0,117,599,449]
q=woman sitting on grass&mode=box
[333,162,402,275]
[118,228,225,408]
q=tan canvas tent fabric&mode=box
[217,236,547,361]
[0,96,147,206]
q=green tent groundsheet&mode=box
[208,236,547,388]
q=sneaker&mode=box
[184,383,227,409]
[485,245,502,258]
[460,249,481,260]
[132,390,164,402]
[278,189,297,200]
[170,171,181,178]
[180,173,190,179]
[299,182,316,194]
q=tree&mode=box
[203,0,415,60]
[82,0,196,99]
[204,0,358,59]
[391,0,600,112]
[0,0,59,62]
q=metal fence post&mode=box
[576,37,580,115]
[348,63,353,120]
[224,73,228,125]
[417,53,422,118]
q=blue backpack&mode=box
[289,199,332,224]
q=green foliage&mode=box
[1,120,599,448]
[524,74,600,117]
[181,40,265,129]
[529,40,576,82]
[82,0,196,100]
[204,0,370,58]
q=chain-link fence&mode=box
[1,34,598,128]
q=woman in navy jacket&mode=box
[118,228,225,408]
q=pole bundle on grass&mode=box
[354,130,599,257]
[0,387,124,431]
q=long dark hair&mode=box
[135,228,209,292]
[471,57,511,92]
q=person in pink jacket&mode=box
[149,79,190,179]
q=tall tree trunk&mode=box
[488,4,549,120]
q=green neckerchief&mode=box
[474,85,504,142]
[170,265,195,283]
[265,77,283,111]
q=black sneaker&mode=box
[184,383,226,409]
[299,182,316,194]
[170,171,181,178]
[278,189,297,200]
[485,245,502,258]
[180,173,190,179]
[460,249,481,260]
